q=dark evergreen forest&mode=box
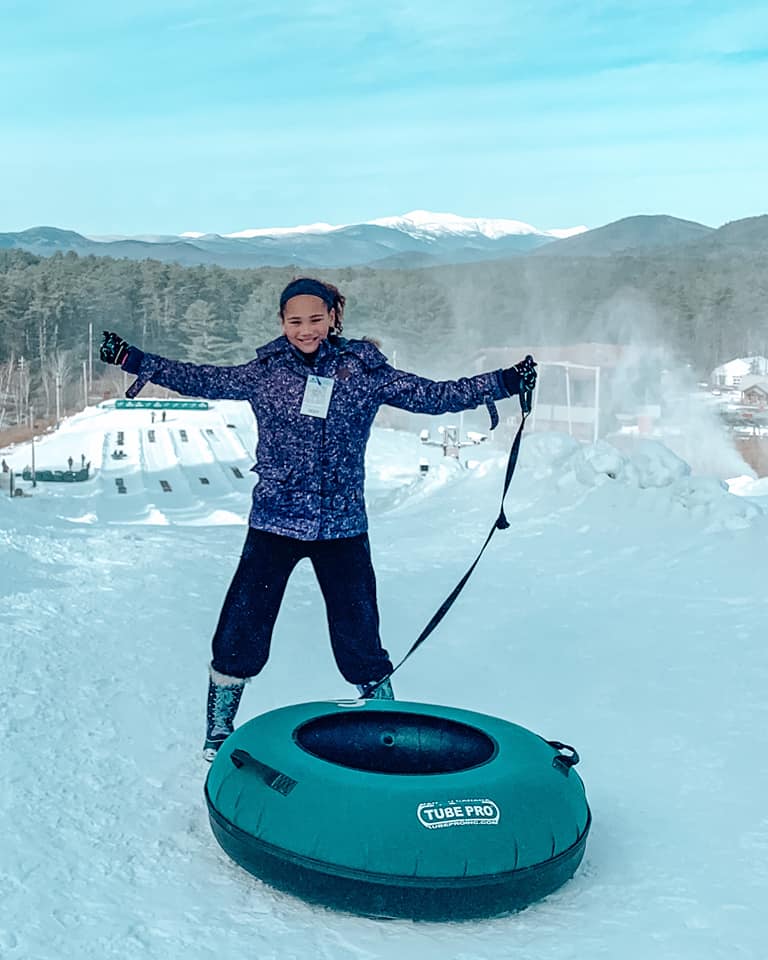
[1,247,766,426]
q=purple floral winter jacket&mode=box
[125,335,512,539]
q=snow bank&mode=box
[514,434,764,531]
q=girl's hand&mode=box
[100,331,130,366]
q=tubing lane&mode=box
[139,424,199,511]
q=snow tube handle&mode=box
[230,749,298,796]
[547,740,580,775]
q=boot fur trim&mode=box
[209,664,249,687]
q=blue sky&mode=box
[1,0,767,235]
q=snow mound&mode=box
[517,433,764,530]
[623,439,692,488]
[516,432,582,477]
[563,439,690,489]
[671,475,763,529]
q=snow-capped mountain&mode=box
[179,209,587,243]
[182,221,339,240]
[2,212,587,269]
[8,211,767,271]
[363,210,586,241]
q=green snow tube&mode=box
[205,700,590,920]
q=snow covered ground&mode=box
[1,402,768,959]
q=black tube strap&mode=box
[547,740,580,775]
[230,749,298,796]
[361,392,531,697]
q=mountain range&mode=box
[1,210,767,270]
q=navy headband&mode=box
[279,278,336,312]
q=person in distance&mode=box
[100,277,537,760]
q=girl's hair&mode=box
[279,277,345,336]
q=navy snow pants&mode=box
[211,528,393,685]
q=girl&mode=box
[100,277,535,759]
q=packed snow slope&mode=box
[1,402,767,960]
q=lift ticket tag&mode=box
[300,375,334,418]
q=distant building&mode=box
[711,356,768,388]
[739,376,768,407]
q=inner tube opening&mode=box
[294,711,497,774]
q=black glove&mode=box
[501,355,537,396]
[515,355,537,393]
[100,330,130,366]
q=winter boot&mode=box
[203,667,247,762]
[357,677,395,700]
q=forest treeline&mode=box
[1,247,767,424]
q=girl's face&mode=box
[281,295,335,353]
